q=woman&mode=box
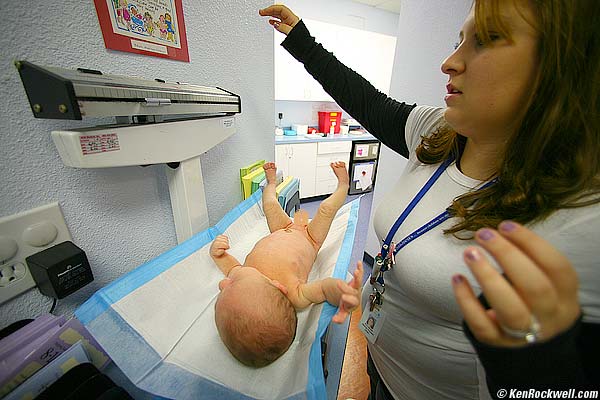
[260,1,599,398]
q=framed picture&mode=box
[94,0,189,62]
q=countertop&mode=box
[275,132,377,144]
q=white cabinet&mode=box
[275,144,290,174]
[274,19,397,101]
[275,143,318,198]
[276,141,352,199]
[314,142,351,196]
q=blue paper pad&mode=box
[75,191,360,400]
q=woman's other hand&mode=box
[259,5,300,35]
[452,221,581,347]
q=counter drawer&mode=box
[316,165,339,182]
[315,152,350,167]
[317,141,352,154]
[315,165,339,196]
[315,179,339,196]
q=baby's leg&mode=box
[262,162,292,233]
[307,162,349,249]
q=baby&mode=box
[210,161,363,368]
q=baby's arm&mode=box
[209,235,241,275]
[295,262,363,323]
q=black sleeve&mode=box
[464,316,600,397]
[281,20,416,159]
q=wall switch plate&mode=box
[0,203,72,304]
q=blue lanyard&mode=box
[380,157,495,259]
[370,157,496,294]
[380,157,453,259]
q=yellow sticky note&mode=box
[59,328,109,369]
[61,357,79,374]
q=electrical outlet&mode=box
[0,263,27,286]
[0,203,72,304]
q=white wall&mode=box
[365,0,472,257]
[0,0,273,325]
[286,0,399,37]
[274,0,400,129]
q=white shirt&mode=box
[363,105,600,399]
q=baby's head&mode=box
[215,266,297,367]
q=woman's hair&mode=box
[416,0,600,237]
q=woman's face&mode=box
[441,1,539,144]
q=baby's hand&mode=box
[210,235,230,258]
[332,261,364,324]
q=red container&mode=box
[318,111,342,134]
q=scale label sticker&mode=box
[222,118,235,129]
[80,134,120,155]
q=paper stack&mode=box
[0,314,114,399]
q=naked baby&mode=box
[210,161,363,367]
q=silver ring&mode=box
[499,315,541,344]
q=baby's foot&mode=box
[263,162,277,184]
[330,161,349,185]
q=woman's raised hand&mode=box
[452,221,581,347]
[259,5,300,35]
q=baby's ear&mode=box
[219,278,232,291]
[270,279,288,295]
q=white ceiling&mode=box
[351,0,401,14]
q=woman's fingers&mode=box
[259,5,299,23]
[266,19,292,35]
[496,221,578,298]
[259,5,299,35]
[474,227,559,317]
[462,247,533,332]
[456,223,582,346]
[258,5,286,18]
[471,223,581,340]
[452,274,502,343]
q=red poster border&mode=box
[93,0,189,62]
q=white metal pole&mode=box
[166,156,210,243]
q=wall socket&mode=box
[0,203,72,304]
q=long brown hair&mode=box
[416,0,600,237]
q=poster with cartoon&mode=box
[94,0,189,61]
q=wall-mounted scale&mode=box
[15,60,242,243]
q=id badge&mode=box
[359,302,386,344]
